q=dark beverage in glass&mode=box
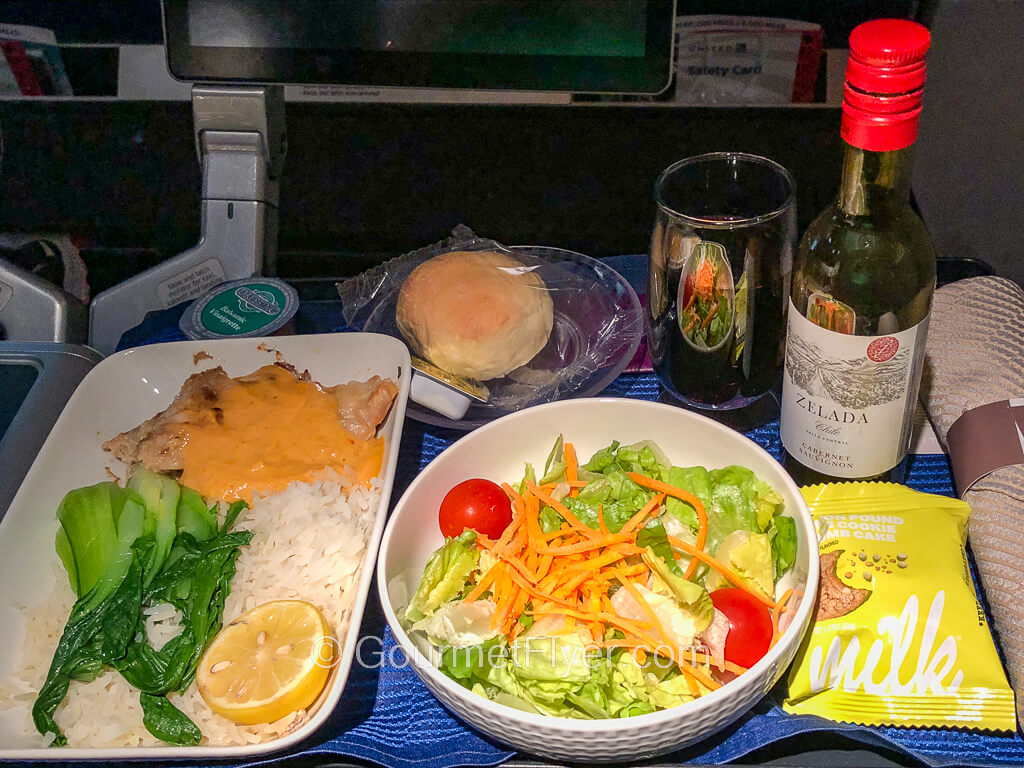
[647,153,796,410]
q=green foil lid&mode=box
[179,277,299,340]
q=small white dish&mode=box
[0,333,411,760]
[410,371,473,420]
[377,397,819,763]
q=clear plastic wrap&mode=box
[336,227,642,428]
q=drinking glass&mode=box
[646,152,796,410]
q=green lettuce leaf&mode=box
[517,462,538,497]
[417,599,500,648]
[538,506,563,534]
[768,515,797,577]
[562,496,646,534]
[642,547,712,614]
[636,522,683,577]
[582,441,620,473]
[663,466,711,531]
[706,530,774,598]
[755,485,784,532]
[539,434,567,484]
[706,467,761,548]
[530,439,672,536]
[439,636,506,682]
[406,531,478,621]
[511,635,593,683]
[608,652,694,714]
[614,441,670,480]
[612,580,712,650]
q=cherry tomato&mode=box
[709,588,773,668]
[438,478,513,539]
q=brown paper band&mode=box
[947,398,1024,496]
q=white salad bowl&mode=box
[377,397,819,763]
[0,333,411,760]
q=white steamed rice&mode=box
[0,471,380,748]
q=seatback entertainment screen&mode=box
[163,0,675,93]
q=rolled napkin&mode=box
[920,275,1024,723]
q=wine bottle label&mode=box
[781,298,929,477]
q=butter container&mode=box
[179,277,299,340]
[410,357,489,420]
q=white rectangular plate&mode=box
[0,333,411,760]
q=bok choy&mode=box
[33,467,251,747]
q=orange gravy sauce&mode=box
[179,365,385,503]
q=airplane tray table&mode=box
[10,256,1019,768]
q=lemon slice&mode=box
[197,600,335,725]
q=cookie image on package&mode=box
[816,549,872,621]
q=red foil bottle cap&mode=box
[841,19,931,152]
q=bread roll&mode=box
[396,250,554,380]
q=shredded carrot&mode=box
[536,571,563,595]
[770,588,796,649]
[543,526,572,543]
[526,501,548,544]
[476,535,538,583]
[564,442,580,498]
[600,594,616,614]
[681,666,702,696]
[489,566,513,631]
[511,522,529,551]
[567,548,631,574]
[499,516,527,553]
[463,563,498,603]
[532,552,553,583]
[679,662,720,692]
[504,484,526,510]
[524,548,538,571]
[551,572,595,601]
[619,492,665,535]
[507,588,531,635]
[687,651,748,677]
[628,472,709,579]
[614,563,648,578]
[667,535,776,609]
[501,481,525,510]
[535,533,633,557]
[538,480,589,491]
[591,639,739,690]
[597,504,610,535]
[496,584,522,633]
[527,607,654,637]
[503,561,579,611]
[495,483,526,552]
[526,482,600,540]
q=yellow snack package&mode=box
[784,482,1016,731]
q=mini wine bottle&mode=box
[781,19,935,485]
